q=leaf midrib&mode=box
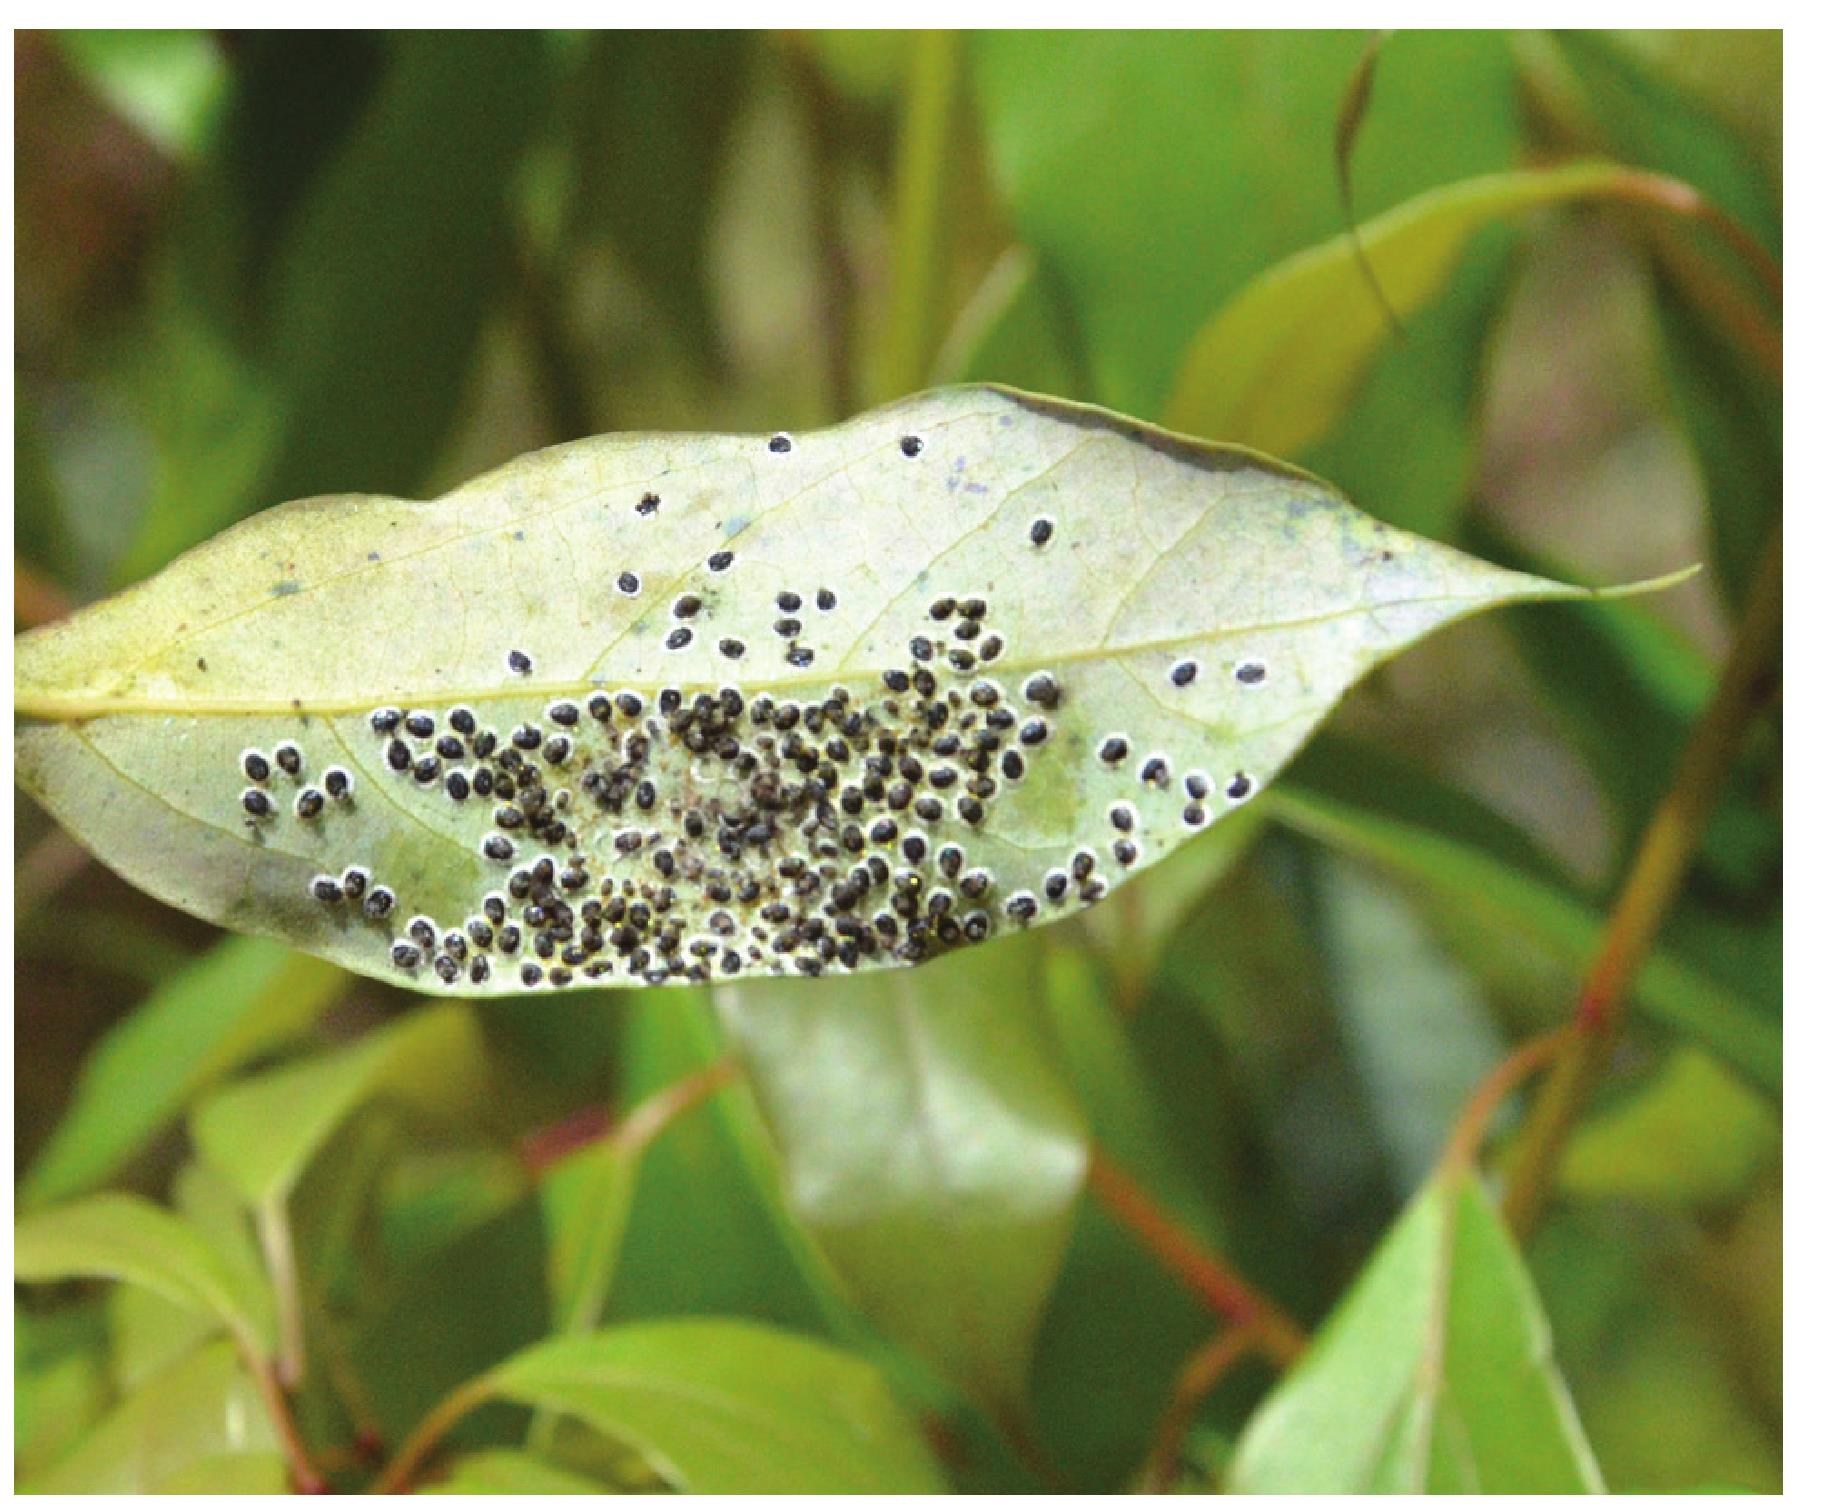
[15,591,1543,721]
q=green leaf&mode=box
[1164,161,1648,464]
[155,1452,291,1494]
[15,1301,112,1480]
[604,990,845,1337]
[114,33,555,582]
[1542,31,1780,254]
[569,32,750,370]
[108,1285,219,1395]
[51,30,229,160]
[970,31,1522,415]
[1652,275,1781,615]
[423,1449,608,1494]
[1557,1048,1778,1208]
[934,247,1087,398]
[481,1319,948,1493]
[15,1194,272,1353]
[23,1338,277,1495]
[1296,222,1517,540]
[720,931,1089,1422]
[1230,1175,1603,1492]
[1267,785,1780,1092]
[1311,853,1508,1189]
[189,1001,491,1207]
[16,385,1625,996]
[22,936,345,1207]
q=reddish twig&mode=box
[1086,1147,1305,1367]
[1137,1322,1264,1493]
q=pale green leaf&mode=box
[1313,853,1508,1189]
[51,30,228,161]
[720,931,1089,1421]
[423,1449,608,1494]
[188,1001,490,1207]
[22,935,345,1206]
[1164,161,1645,459]
[483,1319,948,1493]
[15,1194,271,1354]
[17,385,1637,997]
[1230,1176,1603,1493]
[108,1285,219,1396]
[24,1339,277,1495]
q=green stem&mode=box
[1501,526,1782,1238]
[880,30,962,400]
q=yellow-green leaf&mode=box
[422,1449,608,1494]
[15,1194,272,1354]
[16,385,1641,997]
[1229,1175,1603,1493]
[481,1319,948,1493]
[22,936,345,1207]
[1558,1048,1778,1208]
[1165,161,1648,458]
[24,1339,276,1495]
[189,1001,489,1207]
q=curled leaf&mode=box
[17,385,1629,995]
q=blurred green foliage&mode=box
[15,28,1779,1493]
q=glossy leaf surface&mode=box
[721,931,1088,1422]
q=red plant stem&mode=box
[1086,1147,1305,1367]
[1138,1322,1265,1493]
[235,1335,325,1495]
[1439,1026,1577,1180]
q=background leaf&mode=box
[22,1338,277,1495]
[15,1193,273,1352]
[1165,162,1636,463]
[969,30,1521,415]
[188,1002,491,1207]
[720,931,1089,1424]
[482,1319,949,1493]
[1556,1048,1778,1208]
[1229,1174,1603,1493]
[423,1448,608,1494]
[21,936,345,1206]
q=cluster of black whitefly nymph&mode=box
[229,431,1261,990]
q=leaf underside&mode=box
[15,384,1582,996]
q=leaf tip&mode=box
[1585,562,1705,601]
